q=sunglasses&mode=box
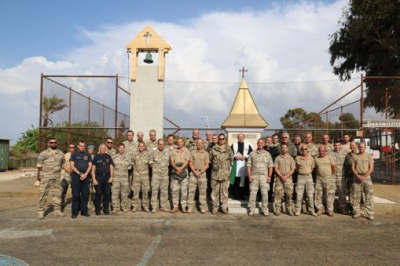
[49,142,57,144]
[69,146,75,149]
[107,142,113,144]
[301,148,308,150]
[219,138,225,140]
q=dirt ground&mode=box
[0,196,399,266]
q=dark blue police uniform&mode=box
[93,153,114,215]
[70,150,92,216]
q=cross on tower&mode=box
[239,66,248,78]
[144,32,152,44]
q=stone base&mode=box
[228,199,274,214]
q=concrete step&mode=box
[228,199,276,214]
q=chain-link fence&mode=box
[39,75,130,152]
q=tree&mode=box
[13,126,40,152]
[329,0,400,118]
[42,95,68,128]
[280,108,325,129]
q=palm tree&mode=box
[41,95,67,148]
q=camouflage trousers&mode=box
[295,174,314,213]
[315,175,335,213]
[60,172,71,208]
[112,178,130,211]
[38,178,62,212]
[187,173,207,210]
[334,172,347,211]
[274,176,293,213]
[131,174,150,209]
[351,176,374,216]
[151,174,170,210]
[248,174,269,213]
[172,176,189,209]
[346,173,354,205]
[211,180,230,209]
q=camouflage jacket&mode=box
[122,140,137,158]
[332,149,347,174]
[132,151,151,176]
[37,148,65,179]
[209,145,233,181]
[106,148,117,156]
[305,142,319,158]
[248,149,274,175]
[319,143,334,155]
[149,148,170,176]
[146,140,158,152]
[185,137,199,152]
[112,153,132,179]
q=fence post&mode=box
[341,105,344,138]
[68,87,72,144]
[115,74,119,140]
[38,73,44,180]
[360,74,364,137]
[88,97,91,142]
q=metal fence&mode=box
[39,75,130,152]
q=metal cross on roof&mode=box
[239,66,248,78]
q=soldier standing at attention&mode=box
[131,142,151,212]
[271,134,279,147]
[295,144,317,217]
[293,135,302,156]
[111,143,131,214]
[87,145,95,212]
[314,146,336,217]
[146,129,158,151]
[105,137,116,156]
[341,134,351,153]
[37,138,65,219]
[351,142,375,220]
[209,133,233,214]
[247,138,273,216]
[185,128,200,151]
[332,140,348,214]
[70,140,92,218]
[123,130,138,189]
[188,139,210,214]
[204,131,213,152]
[345,141,358,207]
[149,139,171,213]
[170,138,191,213]
[92,144,114,215]
[166,134,177,151]
[210,134,218,149]
[274,143,296,216]
[60,143,75,212]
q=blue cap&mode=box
[88,145,95,150]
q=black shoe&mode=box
[71,213,78,219]
[81,212,90,217]
[104,211,110,215]
[95,211,100,216]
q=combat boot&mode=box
[181,207,187,213]
[187,206,192,213]
[151,208,157,213]
[131,206,138,213]
[38,211,44,220]
[340,208,348,215]
[294,210,301,216]
[160,207,170,212]
[352,213,361,219]
[274,210,281,216]
[328,212,334,217]
[200,208,206,214]
[316,210,324,216]
[143,207,150,212]
[171,207,179,213]
[288,210,294,216]
[263,209,269,216]
[248,210,254,216]
[54,210,66,217]
[310,211,317,217]
[221,207,229,214]
[211,208,218,215]
[367,215,374,221]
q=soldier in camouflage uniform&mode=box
[304,133,318,158]
[131,142,151,212]
[332,140,348,214]
[105,137,117,156]
[274,143,296,216]
[166,134,177,151]
[204,131,213,152]
[145,129,158,152]
[123,130,138,188]
[247,138,273,216]
[37,138,65,219]
[188,139,210,214]
[185,128,200,151]
[111,143,131,213]
[319,134,334,155]
[209,133,233,214]
[149,139,171,213]
[351,142,374,220]
[314,146,336,217]
[170,138,191,213]
[344,141,358,207]
[295,144,317,217]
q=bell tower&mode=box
[126,26,172,138]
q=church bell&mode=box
[143,52,153,64]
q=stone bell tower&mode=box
[126,26,171,138]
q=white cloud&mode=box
[1,0,371,142]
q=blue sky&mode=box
[1,0,363,144]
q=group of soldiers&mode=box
[36,129,374,220]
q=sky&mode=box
[0,0,369,144]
